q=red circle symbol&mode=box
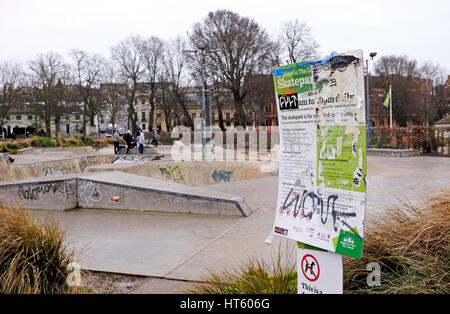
[301,254,320,282]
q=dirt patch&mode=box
[80,271,148,294]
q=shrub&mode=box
[0,204,78,294]
[6,142,19,150]
[343,190,450,294]
[64,137,83,146]
[74,135,94,146]
[92,138,115,147]
[33,136,58,148]
[189,243,297,294]
[190,190,450,294]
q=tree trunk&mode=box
[54,117,59,138]
[129,91,137,135]
[149,105,155,131]
[234,97,247,128]
[45,116,51,138]
[217,103,225,131]
[82,112,87,136]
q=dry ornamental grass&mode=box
[0,204,79,294]
[191,190,450,294]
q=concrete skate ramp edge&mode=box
[85,159,278,186]
[0,172,253,217]
[0,175,78,210]
[0,153,160,182]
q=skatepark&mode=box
[0,145,448,293]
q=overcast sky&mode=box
[1,0,449,75]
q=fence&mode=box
[370,126,450,154]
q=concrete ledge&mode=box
[117,146,158,154]
[17,147,39,154]
[367,148,420,157]
[0,175,78,210]
[0,172,253,216]
[77,172,253,216]
[1,153,163,182]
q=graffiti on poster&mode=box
[272,50,366,259]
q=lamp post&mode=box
[365,52,377,149]
[209,89,213,133]
[183,46,207,158]
[183,46,217,159]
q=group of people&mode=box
[113,128,160,154]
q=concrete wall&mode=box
[0,154,159,182]
[0,172,252,216]
[76,177,250,216]
[0,155,116,182]
[0,177,77,210]
[85,160,277,186]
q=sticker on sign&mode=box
[297,243,343,294]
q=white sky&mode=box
[1,0,449,75]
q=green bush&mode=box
[33,136,58,147]
[74,135,94,146]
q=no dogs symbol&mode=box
[301,254,320,282]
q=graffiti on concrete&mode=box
[80,156,99,170]
[64,181,76,200]
[113,156,152,164]
[79,181,102,207]
[160,164,184,181]
[43,167,62,176]
[212,170,234,182]
[18,182,65,200]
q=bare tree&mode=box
[420,61,446,124]
[375,55,419,78]
[111,36,146,134]
[0,61,24,136]
[278,19,319,64]
[163,36,194,130]
[374,55,421,126]
[29,53,68,137]
[102,64,126,132]
[140,36,165,131]
[190,10,273,127]
[69,49,106,136]
[155,73,177,132]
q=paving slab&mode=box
[131,278,197,294]
[32,209,243,277]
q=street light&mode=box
[183,46,216,159]
[365,52,377,149]
[208,89,213,135]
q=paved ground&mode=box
[29,155,449,293]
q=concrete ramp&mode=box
[77,172,252,216]
[0,172,253,216]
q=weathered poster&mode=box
[272,50,366,258]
